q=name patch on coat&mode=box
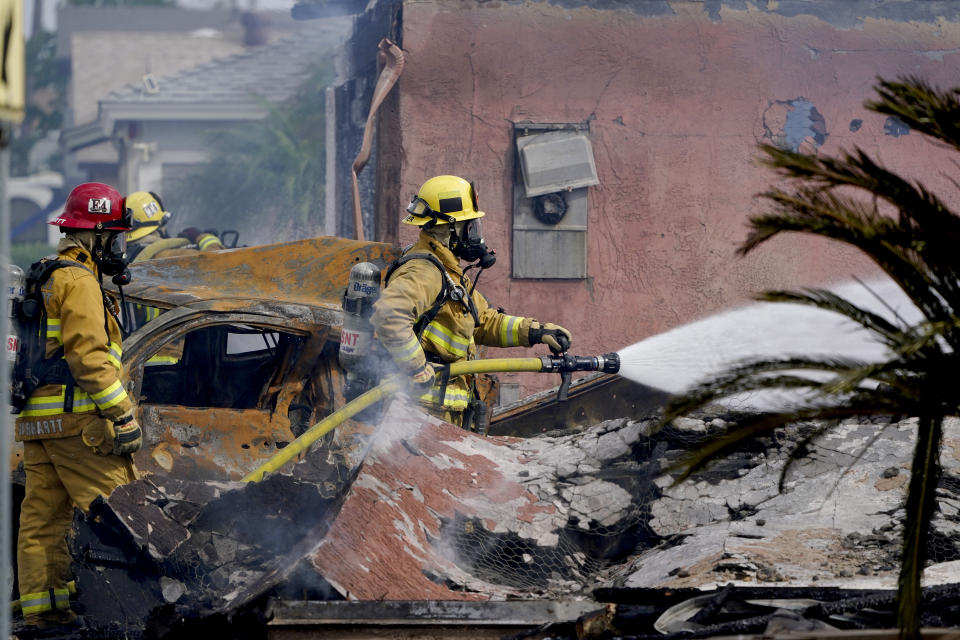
[18,419,64,437]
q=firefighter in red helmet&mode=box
[13,182,141,632]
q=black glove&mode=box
[178,227,202,243]
[529,321,572,354]
[111,411,143,455]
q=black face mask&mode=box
[95,231,130,278]
[450,219,496,269]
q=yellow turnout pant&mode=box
[17,434,137,624]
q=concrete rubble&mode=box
[59,396,960,638]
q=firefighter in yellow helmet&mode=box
[370,175,572,428]
[125,191,224,330]
[125,190,224,262]
[14,183,142,632]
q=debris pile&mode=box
[59,399,960,638]
[69,451,356,637]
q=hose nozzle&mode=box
[540,352,620,375]
[540,352,620,401]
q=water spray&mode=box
[242,353,621,482]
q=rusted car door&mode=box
[122,304,342,481]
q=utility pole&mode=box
[0,122,11,639]
[0,0,25,636]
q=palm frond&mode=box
[666,400,908,485]
[775,421,836,492]
[759,144,958,231]
[779,420,894,497]
[662,353,900,416]
[746,170,960,351]
[867,77,960,152]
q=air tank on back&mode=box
[8,264,25,365]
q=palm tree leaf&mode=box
[746,192,960,347]
[666,400,908,485]
[867,77,960,152]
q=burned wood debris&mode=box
[45,398,960,639]
[66,452,358,638]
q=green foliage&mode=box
[164,62,331,243]
[10,31,68,175]
[660,77,960,639]
[10,243,55,269]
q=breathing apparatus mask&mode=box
[449,218,496,269]
[97,231,127,273]
[96,230,133,285]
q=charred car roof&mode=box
[118,236,402,312]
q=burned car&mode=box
[114,235,402,482]
[114,234,654,480]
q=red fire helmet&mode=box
[49,183,132,230]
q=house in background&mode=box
[58,5,336,183]
[58,8,250,192]
[13,7,252,245]
[324,0,960,402]
[11,6,332,246]
[88,21,345,221]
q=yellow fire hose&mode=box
[241,354,618,483]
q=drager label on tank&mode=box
[18,419,64,437]
[352,282,378,295]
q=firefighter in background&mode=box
[370,175,572,428]
[125,191,223,263]
[15,183,142,632]
[124,191,224,331]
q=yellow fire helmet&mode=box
[403,175,485,226]
[125,191,171,242]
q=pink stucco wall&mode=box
[395,1,960,397]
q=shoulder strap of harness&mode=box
[384,253,452,339]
